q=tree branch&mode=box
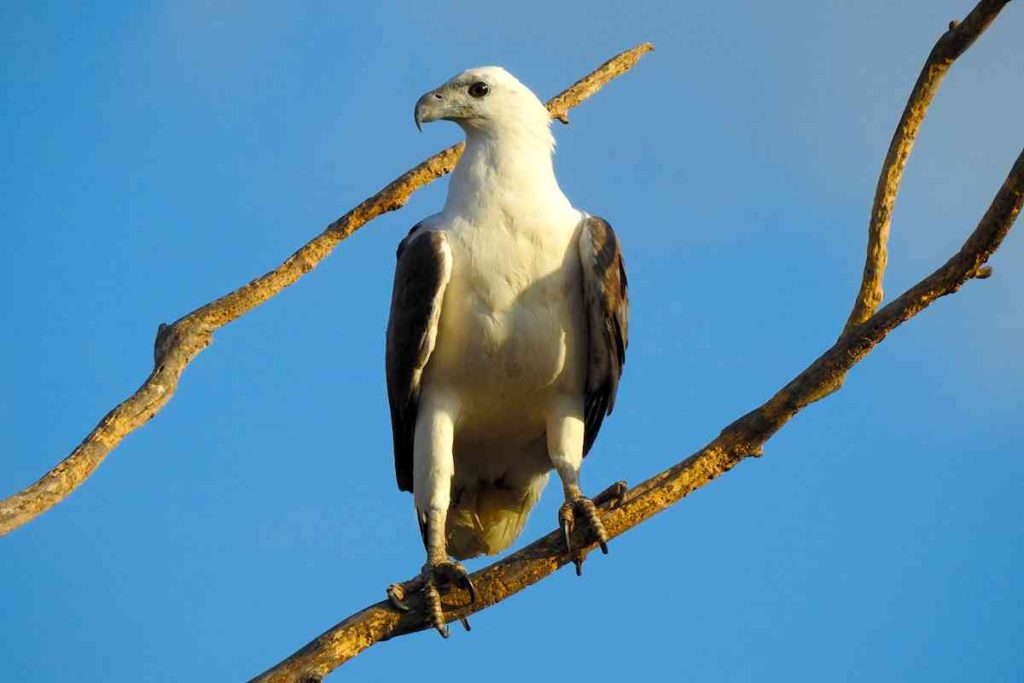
[0,43,654,537]
[249,145,1023,683]
[248,1,1021,680]
[843,0,1012,331]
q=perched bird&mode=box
[385,66,629,636]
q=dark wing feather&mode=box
[578,216,629,455]
[386,226,452,491]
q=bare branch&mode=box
[249,1,1021,678]
[844,0,1012,331]
[0,43,654,537]
[249,145,1024,683]
[546,44,653,124]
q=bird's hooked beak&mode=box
[414,90,446,132]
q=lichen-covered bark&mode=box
[0,43,654,537]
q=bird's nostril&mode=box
[432,92,443,100]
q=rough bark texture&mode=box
[0,43,654,537]
[247,1,1019,680]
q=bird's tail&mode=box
[446,475,548,560]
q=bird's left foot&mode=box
[386,560,477,638]
[559,481,627,576]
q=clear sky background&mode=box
[2,1,1022,680]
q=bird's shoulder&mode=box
[395,215,447,261]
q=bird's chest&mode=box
[431,218,585,395]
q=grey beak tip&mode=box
[414,92,436,132]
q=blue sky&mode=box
[2,1,1022,680]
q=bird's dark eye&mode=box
[468,81,489,98]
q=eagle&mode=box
[384,66,629,636]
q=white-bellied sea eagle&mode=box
[384,66,629,637]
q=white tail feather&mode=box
[446,475,548,559]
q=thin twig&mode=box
[0,43,654,537]
[843,0,1012,331]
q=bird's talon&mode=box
[594,480,628,508]
[459,616,472,632]
[559,494,611,571]
[386,583,410,612]
[457,573,479,604]
[391,560,474,637]
[432,560,476,604]
[561,519,573,555]
[467,580,479,604]
[424,576,449,638]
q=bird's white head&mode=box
[414,67,553,148]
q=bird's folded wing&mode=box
[386,227,453,491]
[578,215,629,456]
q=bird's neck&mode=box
[444,127,570,218]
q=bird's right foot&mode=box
[386,560,477,638]
[559,480,627,575]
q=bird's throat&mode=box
[445,131,566,218]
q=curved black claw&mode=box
[430,560,478,605]
[561,518,573,556]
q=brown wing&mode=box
[578,215,629,455]
[386,226,452,492]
